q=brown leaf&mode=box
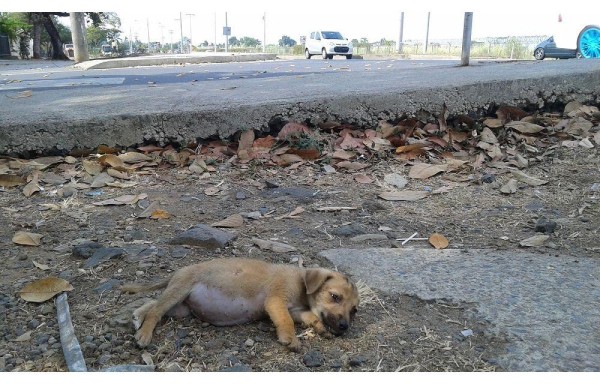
[19,277,74,303]
[483,118,504,128]
[106,168,131,180]
[13,231,43,246]
[395,143,426,154]
[118,152,153,163]
[378,191,429,201]
[98,154,133,172]
[150,209,171,220]
[137,144,163,153]
[277,122,311,140]
[238,130,255,153]
[335,161,369,171]
[505,121,544,134]
[212,213,244,228]
[0,174,26,187]
[253,136,276,150]
[204,186,220,196]
[189,159,208,174]
[318,121,341,130]
[93,193,148,206]
[519,235,549,247]
[82,159,103,176]
[338,134,365,150]
[427,136,449,148]
[354,173,374,184]
[97,144,119,154]
[331,149,355,160]
[286,148,320,160]
[274,154,304,166]
[429,233,449,249]
[500,179,518,194]
[408,163,447,179]
[496,106,528,123]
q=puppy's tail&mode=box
[120,279,169,294]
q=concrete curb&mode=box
[74,53,278,70]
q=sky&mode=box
[8,0,600,48]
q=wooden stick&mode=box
[55,293,87,372]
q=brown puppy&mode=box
[120,258,359,351]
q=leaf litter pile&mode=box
[0,101,598,372]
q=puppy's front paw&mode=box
[320,330,334,339]
[135,328,153,348]
[285,338,301,352]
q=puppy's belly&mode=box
[185,283,266,326]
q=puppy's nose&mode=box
[338,320,348,331]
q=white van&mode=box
[305,31,353,59]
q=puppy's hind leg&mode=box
[135,280,194,347]
[132,300,156,330]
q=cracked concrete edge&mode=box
[1,71,599,156]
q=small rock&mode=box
[221,364,252,372]
[534,217,557,234]
[362,200,386,212]
[461,329,474,337]
[235,191,246,200]
[303,350,324,368]
[83,247,125,268]
[164,362,184,372]
[241,211,262,220]
[349,355,366,367]
[384,173,408,189]
[591,183,600,192]
[329,360,342,369]
[331,224,365,237]
[93,279,121,294]
[244,338,255,347]
[323,164,336,174]
[265,180,279,188]
[481,174,496,183]
[27,319,40,330]
[169,224,237,249]
[263,187,319,201]
[349,234,388,242]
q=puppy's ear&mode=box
[304,268,332,295]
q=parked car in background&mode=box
[305,30,353,59]
[534,23,600,60]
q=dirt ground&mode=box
[0,101,598,372]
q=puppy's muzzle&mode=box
[322,313,350,335]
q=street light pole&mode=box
[147,18,151,53]
[262,12,266,53]
[169,29,174,53]
[179,12,184,54]
[186,13,195,53]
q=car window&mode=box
[316,32,321,40]
[322,31,344,40]
[310,32,315,39]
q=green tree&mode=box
[228,36,239,46]
[239,36,260,47]
[278,35,296,47]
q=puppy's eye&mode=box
[331,293,341,303]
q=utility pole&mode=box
[186,13,195,53]
[214,12,217,52]
[461,12,473,66]
[147,18,151,53]
[69,12,89,62]
[225,12,229,53]
[178,12,184,54]
[398,12,404,54]
[424,12,430,53]
[169,29,174,53]
[262,12,266,53]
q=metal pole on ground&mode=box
[147,19,151,53]
[179,12,184,54]
[461,12,473,66]
[262,12,266,53]
[69,12,89,62]
[186,13,195,53]
[225,12,228,53]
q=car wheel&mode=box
[577,25,600,58]
[305,49,312,59]
[533,47,545,60]
[346,54,353,60]
[322,48,328,59]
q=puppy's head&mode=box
[304,268,359,336]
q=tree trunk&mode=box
[32,22,42,59]
[42,13,69,60]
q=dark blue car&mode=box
[534,25,600,59]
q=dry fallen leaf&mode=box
[0,174,26,188]
[252,237,297,253]
[510,170,549,186]
[150,209,171,220]
[98,154,133,172]
[118,152,153,163]
[277,122,311,140]
[82,159,103,176]
[335,161,369,171]
[505,121,545,134]
[19,277,74,303]
[212,213,244,228]
[23,172,41,197]
[395,143,426,153]
[378,191,429,201]
[408,163,447,179]
[93,193,148,206]
[204,186,220,196]
[13,231,43,246]
[354,173,374,184]
[520,235,549,247]
[429,233,449,249]
[500,179,519,194]
[32,260,50,270]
